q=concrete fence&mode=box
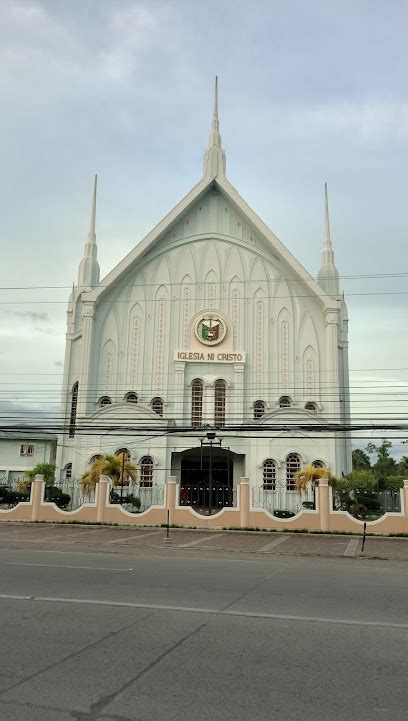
[1,475,408,535]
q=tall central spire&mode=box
[77,174,100,288]
[203,76,226,178]
[317,182,339,296]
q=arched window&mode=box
[69,381,78,438]
[279,396,292,408]
[286,453,301,490]
[254,400,266,419]
[305,401,318,412]
[89,454,102,465]
[140,456,154,487]
[312,459,325,469]
[64,463,72,481]
[151,397,164,417]
[262,459,277,490]
[214,379,226,427]
[115,448,131,461]
[125,392,138,403]
[191,379,203,428]
[99,396,112,408]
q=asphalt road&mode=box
[0,544,407,720]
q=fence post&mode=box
[96,476,110,523]
[31,475,45,521]
[403,481,408,524]
[239,477,250,528]
[318,478,330,532]
[166,476,177,525]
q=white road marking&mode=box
[4,562,132,571]
[344,538,360,557]
[0,593,407,630]
[103,530,164,545]
[0,535,68,543]
[178,533,224,548]
[258,536,288,552]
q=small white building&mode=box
[0,431,57,486]
[56,80,351,509]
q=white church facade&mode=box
[56,80,351,506]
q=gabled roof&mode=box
[85,80,338,311]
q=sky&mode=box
[0,0,408,456]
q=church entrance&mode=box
[177,446,234,515]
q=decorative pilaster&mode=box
[234,363,244,421]
[79,302,96,415]
[324,310,340,418]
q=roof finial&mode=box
[208,75,221,149]
[88,174,97,239]
[77,174,100,288]
[213,75,218,119]
[203,76,226,177]
[318,182,339,296]
[324,181,332,250]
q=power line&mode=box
[1,270,408,290]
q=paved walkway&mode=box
[0,522,408,561]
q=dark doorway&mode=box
[179,447,233,514]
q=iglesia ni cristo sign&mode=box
[174,350,245,363]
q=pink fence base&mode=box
[1,476,408,535]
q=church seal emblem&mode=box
[195,314,226,346]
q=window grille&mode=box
[20,444,34,457]
[305,401,318,412]
[69,382,78,438]
[254,400,266,419]
[191,379,203,427]
[89,454,102,465]
[279,396,292,408]
[140,456,154,487]
[262,459,277,490]
[125,392,138,403]
[99,396,112,408]
[286,453,301,490]
[151,397,164,416]
[214,379,226,427]
[115,448,131,461]
[312,459,325,469]
[64,463,72,481]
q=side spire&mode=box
[203,76,226,178]
[317,182,340,296]
[77,174,100,288]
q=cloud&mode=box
[33,326,54,335]
[293,101,408,142]
[247,100,408,144]
[7,310,49,323]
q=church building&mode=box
[56,80,351,505]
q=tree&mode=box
[16,463,56,493]
[81,454,138,494]
[294,464,340,491]
[345,470,377,491]
[397,455,408,477]
[366,440,396,480]
[382,476,404,492]
[352,448,371,470]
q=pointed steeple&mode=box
[203,76,226,178]
[77,174,100,288]
[317,182,340,296]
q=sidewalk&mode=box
[1,523,408,561]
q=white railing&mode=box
[252,484,315,517]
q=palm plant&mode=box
[81,453,138,494]
[294,464,340,492]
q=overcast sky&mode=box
[1,0,407,454]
